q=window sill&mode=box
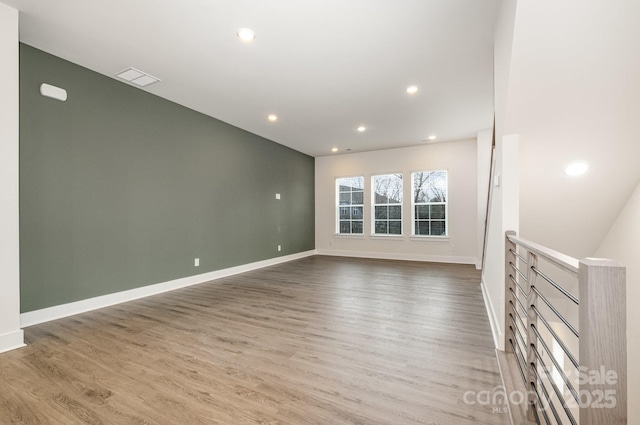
[410,235,450,242]
[369,234,404,240]
[334,233,365,239]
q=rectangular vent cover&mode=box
[116,67,160,87]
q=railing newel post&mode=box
[578,258,627,425]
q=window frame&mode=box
[335,175,365,235]
[411,170,449,238]
[371,173,403,236]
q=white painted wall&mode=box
[0,2,24,353]
[315,140,478,264]
[504,0,640,259]
[596,180,640,425]
[480,0,518,350]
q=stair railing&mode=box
[505,230,626,424]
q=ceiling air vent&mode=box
[115,67,160,87]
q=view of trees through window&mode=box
[412,170,447,236]
[373,174,403,235]
[336,171,447,237]
[336,176,364,234]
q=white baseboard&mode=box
[481,275,502,350]
[316,248,477,265]
[21,250,316,328]
[0,329,25,354]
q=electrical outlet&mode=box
[194,258,199,267]
[275,193,281,200]
[277,245,281,252]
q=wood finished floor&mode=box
[0,256,508,425]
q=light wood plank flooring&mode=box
[0,256,508,424]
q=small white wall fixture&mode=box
[40,83,67,101]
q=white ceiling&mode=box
[3,0,500,157]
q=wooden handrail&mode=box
[506,233,579,276]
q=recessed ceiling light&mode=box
[331,147,338,152]
[267,114,278,122]
[116,67,160,87]
[237,28,256,43]
[427,135,437,141]
[406,85,418,94]
[357,126,366,132]
[564,160,589,176]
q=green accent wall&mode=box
[19,44,315,313]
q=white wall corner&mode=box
[0,2,23,354]
[0,330,25,354]
[481,276,502,350]
[501,134,519,233]
[481,0,518,356]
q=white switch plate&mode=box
[194,258,200,267]
[276,193,281,199]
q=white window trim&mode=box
[335,175,365,235]
[371,173,403,236]
[410,170,448,237]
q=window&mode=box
[372,174,403,235]
[412,170,447,236]
[336,176,364,234]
